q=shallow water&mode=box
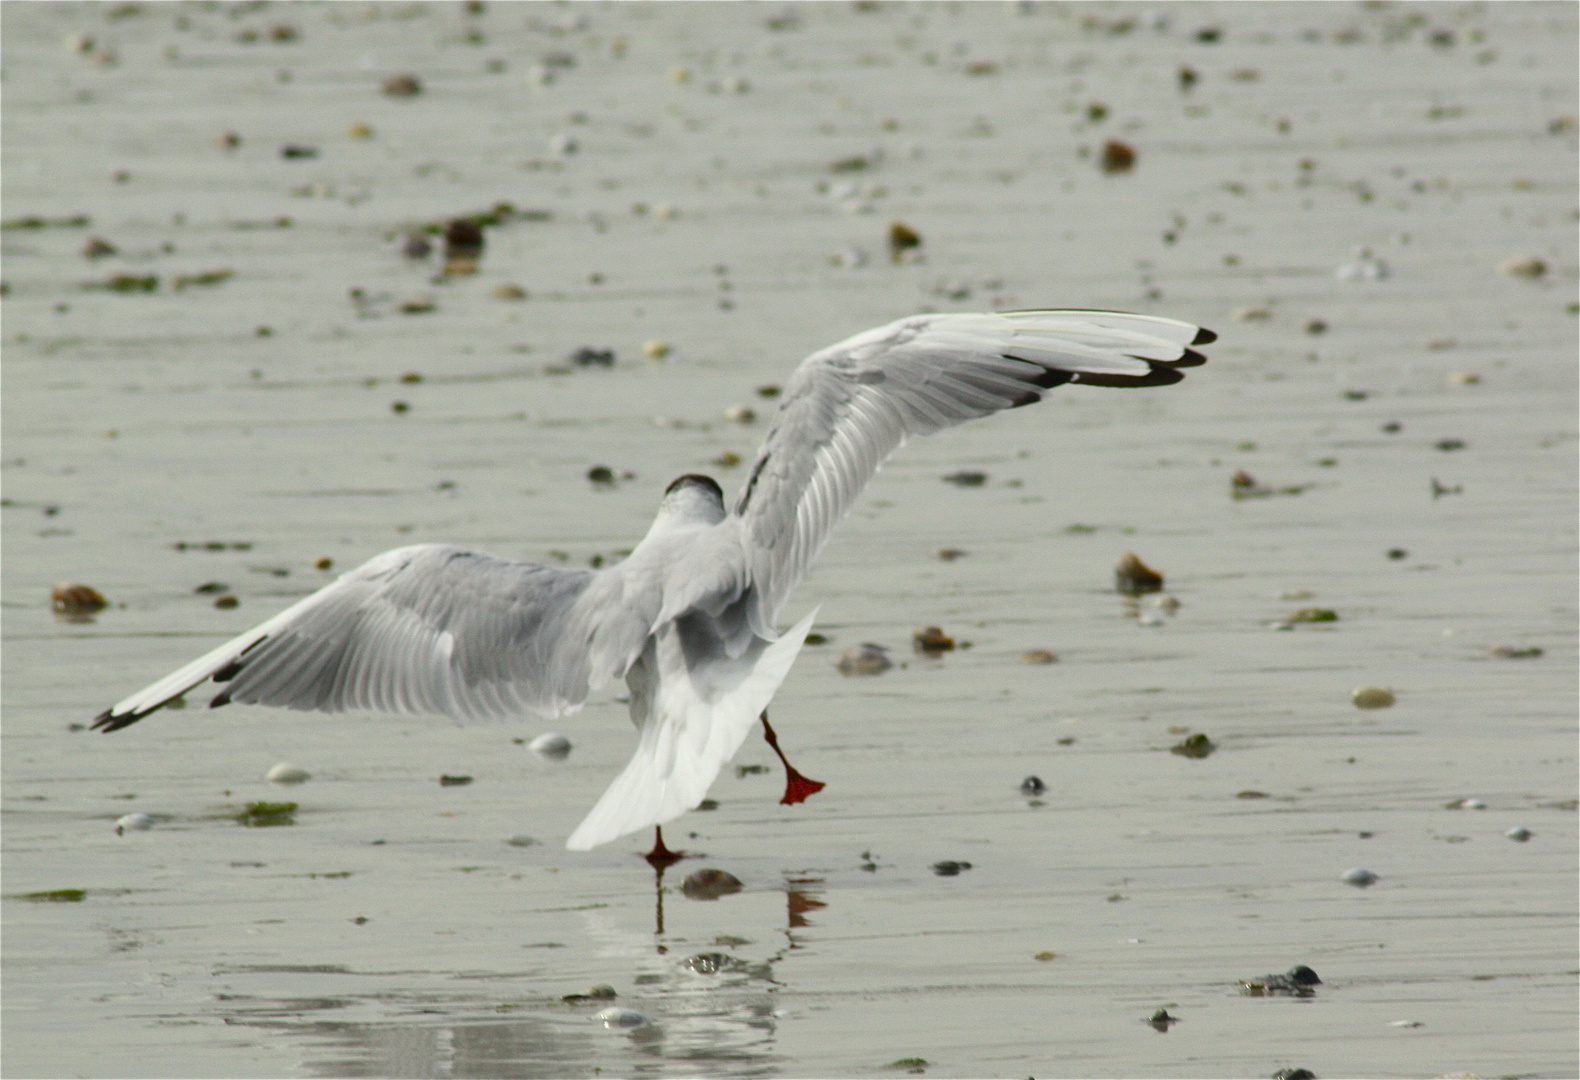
[3,3,1576,1078]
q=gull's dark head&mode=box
[660,473,726,523]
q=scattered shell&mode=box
[1138,611,1164,627]
[492,283,526,300]
[266,762,311,785]
[1497,256,1546,279]
[681,868,742,900]
[592,1007,649,1029]
[1020,775,1047,796]
[506,834,537,847]
[1099,139,1135,173]
[1170,733,1216,759]
[1445,798,1486,810]
[1115,552,1163,596]
[1487,645,1542,659]
[563,984,617,1002]
[528,733,572,760]
[836,643,891,676]
[1388,1019,1424,1028]
[931,860,972,876]
[933,547,967,561]
[912,626,954,654]
[51,583,107,616]
[1340,867,1379,887]
[1504,826,1533,842]
[723,405,756,424]
[115,812,152,835]
[941,470,987,487]
[382,73,422,97]
[1019,649,1058,664]
[1350,687,1395,710]
[1336,256,1390,281]
[641,340,670,359]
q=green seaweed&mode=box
[22,888,86,902]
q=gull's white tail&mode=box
[565,610,819,850]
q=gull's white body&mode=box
[95,310,1213,850]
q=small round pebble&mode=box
[681,868,742,900]
[506,834,538,847]
[641,340,670,359]
[528,733,572,760]
[1350,686,1396,709]
[1019,649,1058,664]
[115,812,152,835]
[592,1007,649,1029]
[836,643,891,676]
[266,762,311,785]
[1504,826,1532,842]
[1341,867,1379,888]
[1020,775,1047,796]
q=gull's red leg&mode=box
[644,825,684,871]
[761,710,825,805]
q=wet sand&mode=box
[3,3,1576,1078]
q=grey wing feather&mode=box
[731,310,1212,626]
[92,544,630,728]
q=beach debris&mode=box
[1020,776,1047,796]
[724,405,756,424]
[1115,552,1163,595]
[756,384,782,399]
[1147,1008,1178,1032]
[266,762,311,785]
[1387,548,1408,560]
[1431,477,1462,498]
[1239,965,1322,997]
[1487,645,1542,659]
[279,144,317,160]
[587,465,616,485]
[173,269,234,290]
[563,984,617,1002]
[22,889,87,902]
[492,283,526,300]
[87,273,158,293]
[51,583,107,618]
[1504,826,1533,842]
[712,452,741,468]
[1444,371,1480,386]
[1170,733,1216,759]
[1034,950,1057,961]
[443,219,484,270]
[81,237,116,258]
[528,733,572,760]
[1019,649,1058,664]
[836,643,892,676]
[1237,790,1269,799]
[1340,867,1378,888]
[1445,798,1486,810]
[1287,608,1337,623]
[1099,139,1135,173]
[1336,253,1390,281]
[1138,610,1164,627]
[1303,318,1328,335]
[887,220,921,261]
[931,860,972,876]
[215,130,241,150]
[1388,1019,1423,1028]
[641,340,670,359]
[382,73,422,97]
[1497,256,1546,279]
[942,470,987,487]
[592,1007,649,1028]
[346,122,373,139]
[885,1059,928,1074]
[570,347,615,368]
[1435,438,1466,452]
[115,812,152,835]
[506,834,537,847]
[437,773,474,787]
[1350,687,1395,710]
[912,626,954,654]
[237,801,296,827]
[549,133,578,157]
[681,868,742,900]
[1271,1070,1317,1080]
[402,234,431,259]
[933,547,967,561]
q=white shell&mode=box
[266,762,312,784]
[115,813,152,835]
[1341,867,1379,888]
[593,1007,649,1029]
[528,733,572,760]
[1504,826,1533,842]
[1350,686,1396,710]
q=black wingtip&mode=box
[1073,364,1187,388]
[1192,326,1217,345]
[210,691,232,708]
[1170,348,1209,369]
[91,709,142,733]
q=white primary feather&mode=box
[93,309,1211,850]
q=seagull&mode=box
[92,309,1213,863]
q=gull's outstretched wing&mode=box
[731,310,1214,626]
[90,544,641,730]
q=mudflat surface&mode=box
[3,3,1576,1078]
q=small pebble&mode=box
[1099,139,1135,174]
[443,220,484,260]
[563,984,616,1002]
[315,558,333,571]
[587,465,616,485]
[570,347,615,368]
[1497,256,1546,278]
[1154,595,1180,613]
[1444,371,1480,385]
[115,812,152,835]
[681,868,742,900]
[931,860,972,876]
[1487,645,1542,659]
[1271,1070,1317,1080]
[81,237,116,258]
[1287,607,1337,623]
[1033,951,1057,961]
[641,340,670,359]
[933,547,967,561]
[1020,775,1046,796]
[402,234,432,259]
[1446,798,1486,810]
[266,762,311,785]
[492,283,526,300]
[723,405,756,424]
[1170,733,1216,759]
[1350,686,1395,710]
[51,583,107,616]
[592,1007,649,1029]
[1138,611,1164,627]
[214,595,240,609]
[382,73,422,97]
[438,774,473,786]
[1388,1019,1424,1028]
[941,470,987,487]
[1340,867,1379,888]
[528,733,572,760]
[1504,826,1532,842]
[1114,552,1163,595]
[1019,649,1057,664]
[836,643,891,676]
[912,626,954,654]
[506,834,538,847]
[1147,1008,1178,1032]
[887,221,922,259]
[346,122,374,139]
